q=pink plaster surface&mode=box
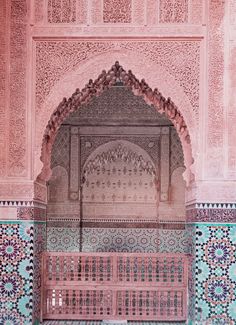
[0,0,235,204]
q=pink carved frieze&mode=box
[17,206,46,221]
[186,203,236,223]
[8,0,28,177]
[206,0,225,178]
[33,0,204,26]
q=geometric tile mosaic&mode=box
[33,222,46,324]
[194,224,236,324]
[47,227,189,253]
[0,222,34,325]
[0,221,46,325]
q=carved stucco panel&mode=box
[48,0,77,23]
[206,0,225,178]
[47,0,87,24]
[8,0,27,176]
[34,50,197,180]
[35,41,114,110]
[82,140,158,219]
[81,135,160,169]
[159,0,188,23]
[35,40,200,116]
[121,41,200,113]
[103,0,132,23]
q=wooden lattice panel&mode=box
[41,252,188,321]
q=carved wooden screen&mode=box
[41,252,188,321]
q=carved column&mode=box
[160,127,170,201]
[69,126,79,201]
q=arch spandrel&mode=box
[35,56,196,187]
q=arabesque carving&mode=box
[206,0,225,177]
[80,135,160,168]
[83,142,156,177]
[159,0,188,23]
[35,41,200,115]
[47,0,87,24]
[103,0,132,23]
[8,0,27,176]
[39,62,193,185]
[48,0,76,23]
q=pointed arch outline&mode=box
[39,61,194,186]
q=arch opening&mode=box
[38,61,194,187]
[43,63,190,322]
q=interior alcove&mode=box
[46,83,187,254]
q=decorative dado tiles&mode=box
[194,224,236,324]
[159,229,188,253]
[47,227,188,253]
[33,222,46,324]
[0,221,46,325]
[0,221,34,324]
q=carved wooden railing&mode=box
[41,252,188,321]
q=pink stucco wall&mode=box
[0,0,236,208]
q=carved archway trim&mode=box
[39,62,193,185]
